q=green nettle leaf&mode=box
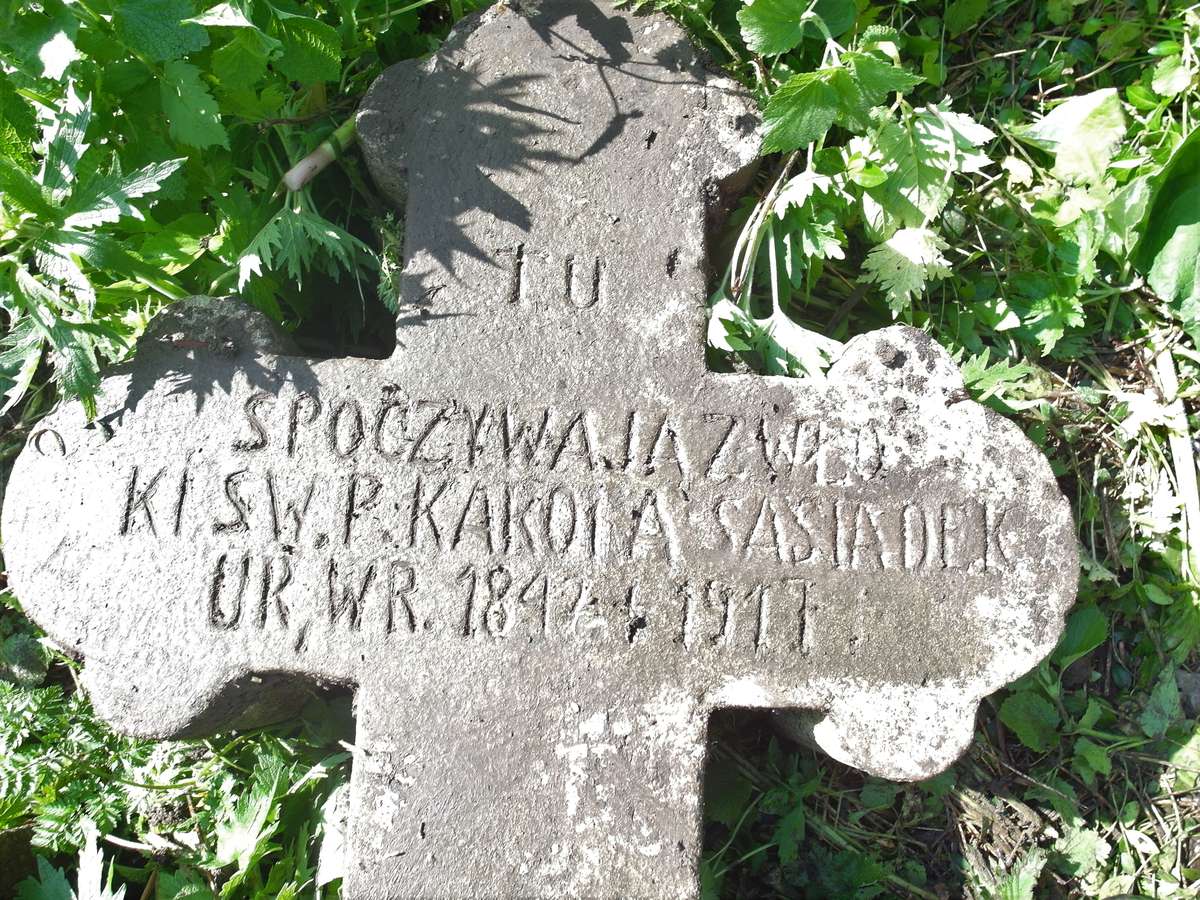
[8,266,103,417]
[863,104,993,238]
[737,0,805,56]
[0,317,46,411]
[155,868,215,900]
[0,156,56,219]
[999,691,1061,753]
[1020,291,1085,354]
[273,14,342,84]
[63,158,186,229]
[773,805,806,864]
[762,70,840,153]
[161,60,230,149]
[0,77,38,168]
[238,206,375,290]
[858,780,900,809]
[1052,826,1108,877]
[212,28,279,91]
[38,81,91,202]
[1072,737,1111,785]
[113,0,210,62]
[1011,89,1126,183]
[843,51,923,106]
[860,226,951,314]
[15,857,74,900]
[1139,669,1183,738]
[1,2,81,80]
[213,751,285,872]
[704,764,754,828]
[762,54,921,154]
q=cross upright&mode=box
[2,1,1077,896]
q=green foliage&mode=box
[696,1,1200,897]
[999,691,1061,754]
[0,0,410,419]
[17,820,127,900]
[4,0,1200,898]
[0,590,352,896]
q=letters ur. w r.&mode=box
[1,2,1077,896]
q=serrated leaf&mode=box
[63,158,186,229]
[842,51,923,107]
[773,804,806,864]
[16,857,73,900]
[39,81,91,201]
[43,229,183,300]
[0,155,56,218]
[703,762,753,828]
[864,104,993,238]
[161,60,229,149]
[737,0,806,56]
[0,316,44,413]
[9,266,102,417]
[212,28,278,91]
[156,869,215,900]
[762,51,922,155]
[1020,290,1085,354]
[995,848,1046,900]
[999,691,1060,753]
[787,208,845,263]
[774,169,837,215]
[1140,668,1183,738]
[78,819,127,900]
[959,349,1036,403]
[0,3,80,80]
[273,14,341,84]
[1072,737,1111,785]
[762,70,840,153]
[859,780,900,809]
[139,212,215,272]
[237,206,374,290]
[113,0,210,63]
[0,75,38,167]
[1052,825,1108,877]
[860,226,951,314]
[214,750,285,871]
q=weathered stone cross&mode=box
[2,1,1077,895]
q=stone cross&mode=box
[1,1,1078,896]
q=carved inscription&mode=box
[503,246,606,308]
[110,389,1024,658]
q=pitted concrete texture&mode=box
[1,1,1078,896]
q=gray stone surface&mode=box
[1,1,1078,896]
